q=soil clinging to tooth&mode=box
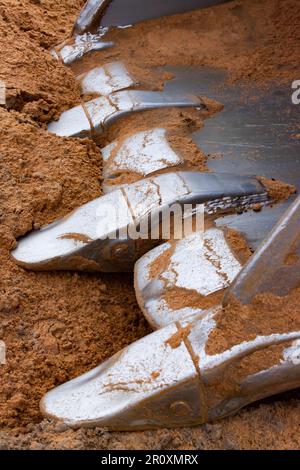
[165,324,191,349]
[206,287,300,356]
[224,228,253,265]
[205,342,294,413]
[164,287,224,313]
[258,177,297,203]
[147,229,249,314]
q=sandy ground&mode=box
[0,0,300,450]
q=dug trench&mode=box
[0,0,300,450]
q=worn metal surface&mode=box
[11,172,268,272]
[57,33,113,65]
[48,91,204,138]
[40,308,300,430]
[78,62,137,96]
[41,320,202,429]
[135,229,242,329]
[102,128,184,193]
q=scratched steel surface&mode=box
[164,66,300,249]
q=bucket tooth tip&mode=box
[39,323,203,430]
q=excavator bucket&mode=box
[40,196,300,430]
[7,0,300,434]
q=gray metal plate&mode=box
[163,66,300,248]
[101,0,229,27]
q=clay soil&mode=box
[0,0,300,450]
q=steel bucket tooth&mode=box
[40,308,300,430]
[48,91,205,138]
[224,195,300,305]
[52,33,114,65]
[11,172,268,272]
[40,308,217,430]
[134,229,242,330]
[101,128,184,193]
[78,62,137,96]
